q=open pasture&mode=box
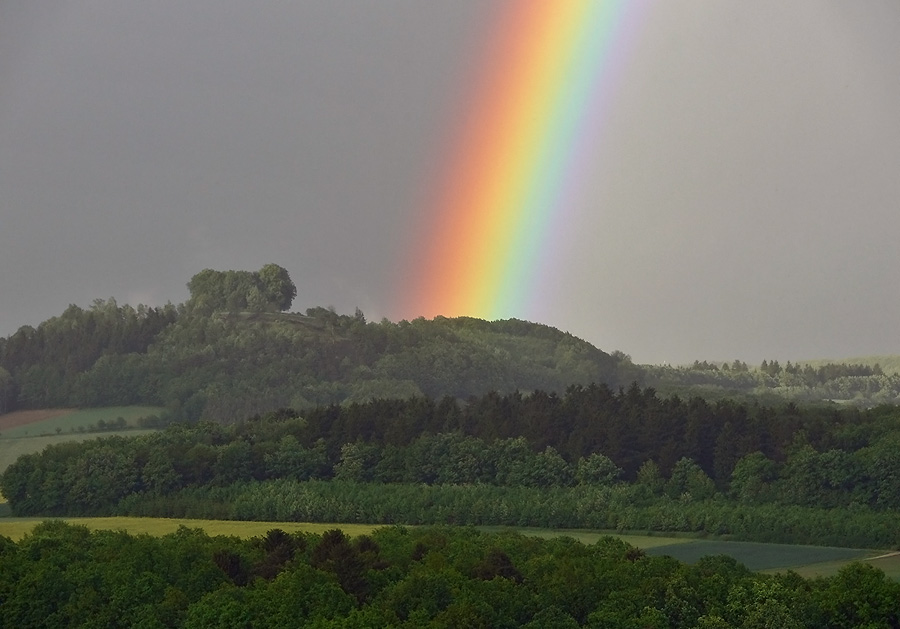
[0,430,157,474]
[0,406,163,438]
[647,539,874,574]
[0,517,383,541]
[867,553,900,580]
[779,551,900,580]
[477,526,690,549]
[1,519,695,547]
[0,406,163,474]
[0,409,75,432]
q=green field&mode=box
[646,539,876,575]
[0,406,164,473]
[866,553,900,580]
[0,517,384,541]
[0,519,686,545]
[0,406,163,438]
[0,430,157,475]
[477,526,691,549]
[772,551,900,580]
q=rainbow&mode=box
[401,0,649,322]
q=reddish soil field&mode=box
[0,409,75,431]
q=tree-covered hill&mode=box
[2,264,898,419]
[0,265,634,422]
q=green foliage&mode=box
[0,521,898,626]
[110,479,900,549]
[817,562,900,627]
[645,357,900,406]
[6,266,898,425]
[333,441,380,482]
[0,366,13,415]
[264,435,328,481]
[730,452,777,504]
[576,453,623,486]
[6,392,900,548]
[186,263,296,315]
[0,300,177,409]
[1,276,632,420]
[666,457,716,501]
[636,460,665,496]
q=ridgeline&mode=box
[1,264,898,424]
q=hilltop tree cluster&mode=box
[186,264,296,315]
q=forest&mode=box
[4,389,900,549]
[3,265,900,625]
[3,520,898,628]
[0,266,633,422]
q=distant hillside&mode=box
[795,356,900,375]
[1,265,898,420]
[0,268,636,422]
[643,356,900,406]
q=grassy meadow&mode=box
[0,406,164,438]
[645,539,872,573]
[0,430,158,475]
[0,406,163,473]
[487,527,888,578]
[477,526,691,549]
[865,553,900,580]
[0,517,383,541]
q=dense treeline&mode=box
[294,386,900,487]
[5,388,900,547]
[117,480,900,549]
[0,298,178,412]
[1,521,897,628]
[646,359,900,405]
[7,383,900,504]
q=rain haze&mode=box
[1,1,898,365]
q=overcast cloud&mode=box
[1,1,898,364]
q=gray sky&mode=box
[2,1,899,365]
